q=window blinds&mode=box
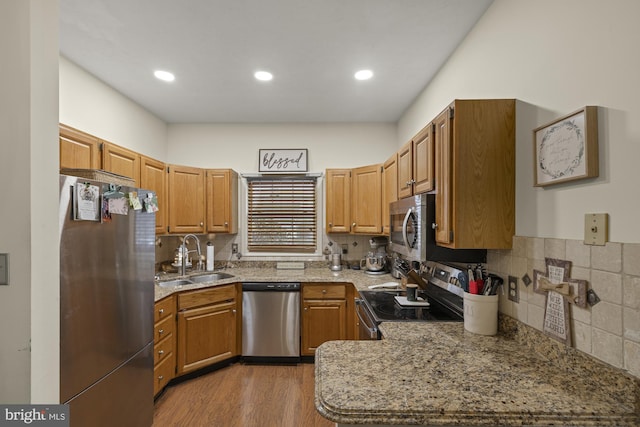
[246,177,317,253]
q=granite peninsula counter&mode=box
[315,321,640,426]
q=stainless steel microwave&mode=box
[389,193,487,263]
[389,194,429,261]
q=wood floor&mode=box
[153,362,334,427]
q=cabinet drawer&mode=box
[178,284,236,310]
[303,284,346,299]
[153,352,175,396]
[155,296,175,323]
[154,334,174,366]
[154,314,175,342]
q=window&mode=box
[246,176,317,253]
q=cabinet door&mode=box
[177,300,237,374]
[433,107,454,245]
[102,141,141,186]
[325,169,351,233]
[397,140,413,199]
[59,124,101,170]
[351,164,382,234]
[167,165,205,234]
[412,123,435,194]
[206,169,238,234]
[141,156,166,234]
[301,299,347,356]
[382,153,398,235]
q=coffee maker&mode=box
[361,236,390,275]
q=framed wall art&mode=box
[533,106,598,187]
[259,149,308,173]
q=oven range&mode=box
[356,261,467,340]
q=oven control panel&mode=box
[421,261,469,297]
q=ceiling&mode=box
[59,0,493,124]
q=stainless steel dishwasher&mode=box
[241,282,301,363]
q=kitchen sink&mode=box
[157,279,192,288]
[189,272,234,283]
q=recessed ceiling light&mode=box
[254,71,273,81]
[354,69,374,81]
[154,70,175,82]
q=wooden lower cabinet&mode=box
[301,283,354,356]
[154,296,176,396]
[176,284,239,375]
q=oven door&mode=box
[355,299,380,340]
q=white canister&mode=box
[206,242,214,271]
[463,292,499,335]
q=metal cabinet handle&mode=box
[432,223,438,229]
[158,329,164,335]
[158,308,164,315]
[158,350,164,355]
[304,307,308,311]
[232,309,237,313]
[158,375,164,381]
[322,289,327,294]
[352,222,356,228]
[200,222,204,227]
[328,222,333,227]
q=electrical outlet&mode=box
[508,275,519,303]
[341,244,348,254]
[232,243,238,254]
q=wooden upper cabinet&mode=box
[433,99,516,249]
[140,156,167,234]
[102,141,141,186]
[382,153,398,235]
[433,108,454,246]
[397,123,434,198]
[351,164,382,234]
[412,123,435,194]
[59,124,101,170]
[206,169,238,234]
[167,164,205,234]
[325,169,351,233]
[397,140,413,199]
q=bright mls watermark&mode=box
[0,405,69,426]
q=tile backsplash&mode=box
[155,233,376,270]
[487,236,640,379]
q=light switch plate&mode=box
[0,253,8,285]
[584,213,608,246]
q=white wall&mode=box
[398,0,640,244]
[0,0,59,403]
[166,123,397,172]
[59,56,168,161]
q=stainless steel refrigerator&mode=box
[59,175,155,427]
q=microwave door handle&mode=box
[402,209,412,249]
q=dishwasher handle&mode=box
[242,282,300,291]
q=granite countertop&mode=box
[315,321,640,426]
[154,266,399,301]
[155,266,640,425]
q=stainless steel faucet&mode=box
[181,234,202,276]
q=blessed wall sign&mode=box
[259,149,308,173]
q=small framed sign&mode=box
[259,149,308,173]
[533,106,598,187]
